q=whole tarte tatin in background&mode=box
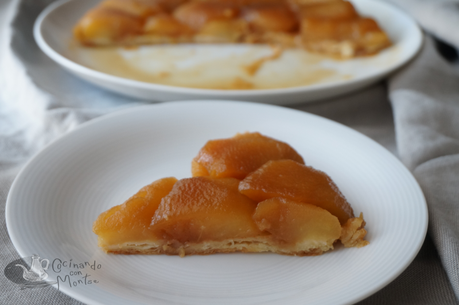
[74,0,392,58]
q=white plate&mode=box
[34,0,422,104]
[6,101,427,305]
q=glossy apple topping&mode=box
[192,132,304,179]
[239,159,354,224]
[150,176,262,242]
[93,177,178,248]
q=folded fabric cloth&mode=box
[1,0,459,304]
[389,34,459,299]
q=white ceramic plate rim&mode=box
[33,0,423,98]
[6,101,428,305]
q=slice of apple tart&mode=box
[93,132,369,257]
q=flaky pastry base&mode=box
[100,237,335,257]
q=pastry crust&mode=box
[101,237,334,257]
[74,0,391,58]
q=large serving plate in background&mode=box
[6,101,427,305]
[34,0,422,104]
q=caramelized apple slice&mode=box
[239,159,354,224]
[93,177,177,252]
[298,0,391,57]
[195,20,249,43]
[151,177,262,250]
[174,1,239,30]
[299,0,358,21]
[74,0,189,46]
[74,8,143,46]
[253,197,341,255]
[99,0,164,19]
[144,15,194,36]
[242,3,298,32]
[192,132,304,179]
[301,17,391,57]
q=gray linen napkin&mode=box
[1,0,459,304]
[390,35,459,299]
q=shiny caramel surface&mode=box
[151,176,262,242]
[239,159,354,224]
[93,177,177,245]
[192,132,304,179]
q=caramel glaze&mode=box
[74,0,392,58]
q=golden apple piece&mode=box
[253,197,342,255]
[299,0,358,20]
[242,3,298,32]
[144,15,194,36]
[299,0,392,58]
[239,159,354,224]
[173,1,239,30]
[192,132,304,179]
[150,176,263,256]
[93,177,178,253]
[73,8,143,46]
